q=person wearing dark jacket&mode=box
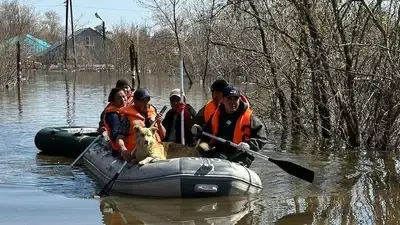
[162,89,197,146]
[191,79,228,128]
[195,85,267,167]
[98,78,134,134]
[102,87,128,157]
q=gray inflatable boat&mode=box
[83,138,263,197]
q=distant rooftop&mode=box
[5,34,51,55]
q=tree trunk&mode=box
[248,0,287,126]
[299,0,332,138]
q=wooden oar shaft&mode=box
[202,131,270,161]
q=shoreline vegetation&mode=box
[2,0,400,151]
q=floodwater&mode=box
[0,71,399,225]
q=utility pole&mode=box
[16,41,21,85]
[69,0,77,69]
[64,0,69,69]
[95,12,107,71]
[136,25,140,74]
[102,20,106,71]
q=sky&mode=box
[14,0,153,29]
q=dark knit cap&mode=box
[115,78,131,88]
[211,79,228,92]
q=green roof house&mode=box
[4,34,51,56]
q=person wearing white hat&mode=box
[161,88,197,146]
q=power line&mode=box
[72,5,148,12]
[35,4,148,12]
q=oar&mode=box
[70,132,105,167]
[97,105,168,197]
[200,131,315,183]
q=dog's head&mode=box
[134,125,158,147]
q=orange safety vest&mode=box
[118,105,160,152]
[204,94,250,123]
[103,104,121,151]
[127,91,134,105]
[210,106,252,144]
[204,100,218,124]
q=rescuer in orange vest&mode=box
[194,85,267,167]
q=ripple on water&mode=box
[0,184,103,225]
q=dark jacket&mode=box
[162,104,197,146]
[200,101,268,167]
[98,103,110,131]
[191,105,207,127]
[105,112,122,142]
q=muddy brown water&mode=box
[0,71,399,225]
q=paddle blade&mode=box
[97,172,120,197]
[268,158,315,183]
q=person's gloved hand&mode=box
[176,102,191,119]
[237,142,250,152]
[98,126,106,134]
[191,124,203,137]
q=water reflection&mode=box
[17,83,22,120]
[0,184,103,225]
[64,73,71,125]
[33,153,98,198]
[100,196,261,225]
[72,72,77,125]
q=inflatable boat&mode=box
[34,126,98,157]
[83,138,263,198]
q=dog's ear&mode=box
[150,127,158,135]
[134,125,141,133]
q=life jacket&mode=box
[127,91,134,105]
[103,104,121,151]
[204,100,218,124]
[118,104,160,152]
[210,104,252,144]
[204,94,250,124]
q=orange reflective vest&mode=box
[118,105,160,152]
[103,104,121,151]
[204,94,250,124]
[204,100,218,124]
[210,106,252,144]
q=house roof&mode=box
[40,27,108,56]
[4,34,51,54]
